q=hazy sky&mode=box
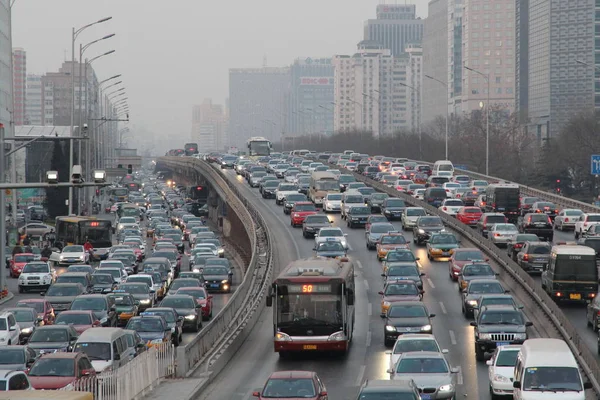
[12,0,428,140]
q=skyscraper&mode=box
[25,74,43,125]
[191,99,228,152]
[405,44,423,134]
[0,0,12,132]
[516,0,597,139]
[364,4,424,57]
[447,0,463,114]
[12,48,26,126]
[422,0,449,125]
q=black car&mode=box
[519,213,553,241]
[346,206,371,228]
[516,241,551,273]
[283,194,308,215]
[367,193,390,213]
[302,215,332,238]
[68,294,117,327]
[531,201,559,220]
[261,180,280,199]
[27,325,79,355]
[381,198,407,221]
[159,295,202,332]
[470,305,532,361]
[90,273,117,294]
[472,294,522,320]
[412,216,445,245]
[506,233,540,261]
[382,263,425,289]
[143,307,184,346]
[339,174,356,191]
[202,266,233,293]
[462,279,507,318]
[117,282,155,311]
[383,302,435,347]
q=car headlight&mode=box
[118,224,123,229]
[79,255,85,260]
[493,374,510,383]
[382,301,391,307]
[418,229,425,234]
[439,384,454,392]
[221,279,229,284]
[185,314,197,320]
[513,333,527,340]
[467,300,478,306]
[275,332,292,341]
[60,255,65,260]
[171,327,176,332]
[327,331,345,341]
[140,299,151,304]
[150,339,164,344]
[421,324,432,332]
[218,248,224,254]
[21,327,33,334]
[479,333,492,340]
[100,317,108,324]
[385,325,396,332]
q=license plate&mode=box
[303,345,317,350]
[533,259,545,263]
[210,284,219,288]
[442,252,450,256]
[496,342,510,346]
[570,293,581,300]
[497,207,505,211]
[420,395,431,400]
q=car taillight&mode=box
[428,198,433,202]
[443,207,447,211]
[445,189,450,192]
[565,218,569,222]
[494,233,501,237]
[523,254,529,261]
[515,243,523,248]
[555,209,559,213]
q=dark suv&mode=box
[412,216,445,245]
[470,304,532,361]
[519,213,553,241]
[516,241,551,273]
[346,206,371,228]
[477,213,507,238]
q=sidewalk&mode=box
[142,378,208,400]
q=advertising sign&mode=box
[299,77,334,86]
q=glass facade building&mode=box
[0,0,11,134]
[364,4,424,57]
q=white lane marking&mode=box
[439,302,447,314]
[456,366,463,385]
[364,279,370,291]
[426,278,436,289]
[368,303,372,316]
[355,365,366,386]
[366,331,372,347]
[356,260,363,269]
[449,330,457,345]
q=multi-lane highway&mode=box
[196,169,578,400]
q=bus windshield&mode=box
[277,292,342,328]
[112,188,128,197]
[248,141,271,156]
[315,180,339,191]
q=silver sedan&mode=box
[489,223,519,247]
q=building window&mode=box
[506,87,513,94]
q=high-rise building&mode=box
[0,0,12,132]
[191,99,228,152]
[405,44,423,134]
[447,0,464,114]
[12,48,26,126]
[422,0,449,125]
[516,0,597,139]
[364,4,424,57]
[287,57,334,136]
[228,67,289,148]
[459,0,516,115]
[333,41,409,137]
[25,74,43,125]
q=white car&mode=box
[401,207,427,230]
[439,199,464,216]
[452,175,471,186]
[489,223,519,247]
[413,188,426,200]
[193,243,219,257]
[394,180,413,192]
[574,213,600,238]
[323,193,343,213]
[17,261,55,293]
[553,209,583,231]
[385,334,448,373]
[0,370,33,391]
[442,182,462,197]
[314,227,348,249]
[0,311,21,345]
[307,163,324,173]
[487,345,521,398]
[275,183,300,205]
[341,191,365,220]
[59,245,89,266]
[469,180,489,192]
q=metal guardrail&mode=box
[159,157,273,378]
[342,166,600,395]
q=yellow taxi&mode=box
[457,262,498,292]
[376,233,410,261]
[425,232,460,261]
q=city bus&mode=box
[247,136,272,157]
[125,182,141,192]
[55,216,113,247]
[308,171,340,206]
[108,187,129,202]
[265,257,355,356]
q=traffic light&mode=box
[127,164,133,174]
[95,189,100,196]
[556,179,561,194]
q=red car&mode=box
[290,202,318,227]
[456,206,483,227]
[16,299,55,325]
[448,248,488,281]
[27,352,96,390]
[10,253,36,278]
[175,287,213,320]
[54,310,101,334]
[253,371,327,400]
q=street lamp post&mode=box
[464,66,490,176]
[69,16,112,215]
[96,76,121,169]
[424,75,449,160]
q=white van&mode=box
[73,328,134,372]
[432,160,454,176]
[513,338,591,399]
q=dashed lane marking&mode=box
[449,330,457,345]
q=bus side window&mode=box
[346,288,354,306]
[266,286,273,307]
[548,257,556,275]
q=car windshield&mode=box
[387,251,416,262]
[368,216,388,224]
[14,255,35,263]
[565,210,583,216]
[279,185,296,191]
[469,282,504,294]
[294,204,316,212]
[178,289,206,299]
[320,229,343,237]
[120,284,149,294]
[406,208,426,217]
[154,252,176,261]
[305,216,330,224]
[202,267,229,275]
[46,285,81,297]
[261,378,316,398]
[146,311,175,323]
[28,358,75,377]
[388,305,427,318]
[17,302,43,313]
[396,357,448,374]
[388,265,419,276]
[22,263,49,273]
[371,224,395,233]
[55,313,92,326]
[127,318,165,332]
[430,235,458,245]
[381,236,407,245]
[316,242,345,252]
[286,195,306,202]
[73,342,111,361]
[327,194,342,200]
[419,217,442,226]
[463,208,481,214]
[62,246,84,253]
[161,297,195,309]
[522,367,582,391]
[516,235,539,242]
[70,297,107,311]
[92,275,114,285]
[386,199,406,207]
[394,339,440,354]
[495,224,517,232]
[495,349,520,367]
[170,280,200,290]
[7,309,34,323]
[480,311,525,325]
[445,200,463,206]
[463,265,495,276]
[110,295,134,306]
[0,349,25,365]
[29,328,68,343]
[350,207,370,214]
[454,251,485,261]
[486,216,506,224]
[385,284,419,296]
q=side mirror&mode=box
[378,291,384,295]
[110,306,116,312]
[319,392,327,398]
[584,382,593,390]
[470,321,477,327]
[208,295,213,299]
[504,290,511,294]
[9,326,16,331]
[385,350,392,355]
[441,349,449,354]
[513,381,521,389]
[450,367,459,374]
[457,273,463,277]
[486,359,493,366]
[525,321,533,327]
[381,273,386,277]
[137,342,146,349]
[177,316,184,321]
[40,291,46,296]
[252,392,261,398]
[82,369,93,376]
[429,313,436,318]
[420,290,425,295]
[386,368,393,374]
[114,353,121,361]
[415,257,420,261]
